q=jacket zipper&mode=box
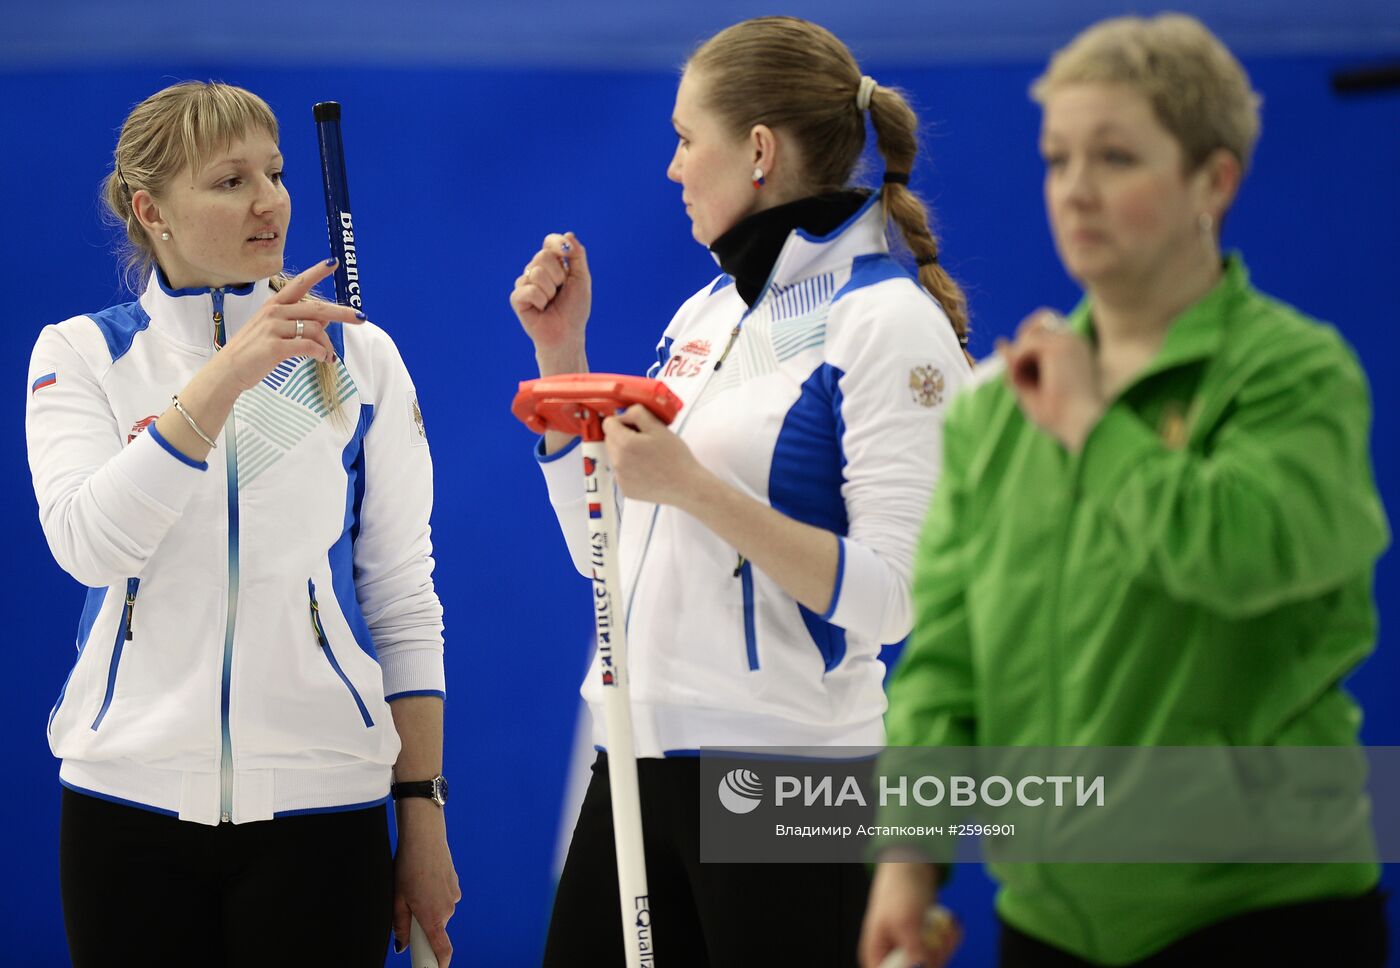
[309,580,374,727]
[625,309,752,631]
[734,555,759,670]
[717,280,773,672]
[1032,454,1097,954]
[624,251,811,657]
[91,578,140,730]
[122,579,138,640]
[711,324,742,371]
[212,288,240,823]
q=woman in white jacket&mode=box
[511,17,971,966]
[26,81,458,967]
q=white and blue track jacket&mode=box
[26,271,444,825]
[538,195,970,757]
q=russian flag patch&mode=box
[31,372,57,394]
[588,503,602,519]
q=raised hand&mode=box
[154,258,364,462]
[997,309,1105,452]
[509,232,592,376]
[215,258,365,392]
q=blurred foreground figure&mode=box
[863,15,1389,968]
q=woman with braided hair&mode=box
[510,16,970,966]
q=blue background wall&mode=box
[2,3,1397,964]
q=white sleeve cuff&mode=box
[823,536,913,643]
[379,644,447,699]
[534,436,595,577]
[535,435,584,503]
[116,424,208,512]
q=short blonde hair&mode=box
[1031,14,1261,172]
[103,82,344,418]
[103,81,280,293]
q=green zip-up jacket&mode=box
[885,257,1389,964]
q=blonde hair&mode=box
[1031,14,1261,172]
[103,80,341,415]
[688,16,969,344]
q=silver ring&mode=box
[294,319,305,339]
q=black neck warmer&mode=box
[708,190,869,306]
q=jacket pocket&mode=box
[735,556,759,671]
[91,578,139,731]
[309,580,374,727]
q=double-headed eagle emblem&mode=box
[909,365,944,407]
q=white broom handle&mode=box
[582,439,654,968]
[408,916,437,967]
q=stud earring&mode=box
[161,231,171,241]
[752,167,765,189]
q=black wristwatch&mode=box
[391,774,448,807]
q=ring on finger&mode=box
[295,319,305,339]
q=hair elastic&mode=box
[915,254,939,267]
[882,171,911,185]
[856,75,878,112]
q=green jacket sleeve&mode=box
[885,396,978,749]
[1076,333,1388,619]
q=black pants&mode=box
[544,752,869,968]
[1000,886,1388,967]
[60,788,393,967]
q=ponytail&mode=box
[867,86,969,346]
[689,17,970,348]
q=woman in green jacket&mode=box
[861,14,1389,968]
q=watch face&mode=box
[432,775,449,805]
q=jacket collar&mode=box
[138,267,272,352]
[770,189,889,292]
[709,190,870,306]
[1069,253,1249,384]
[711,190,890,308]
